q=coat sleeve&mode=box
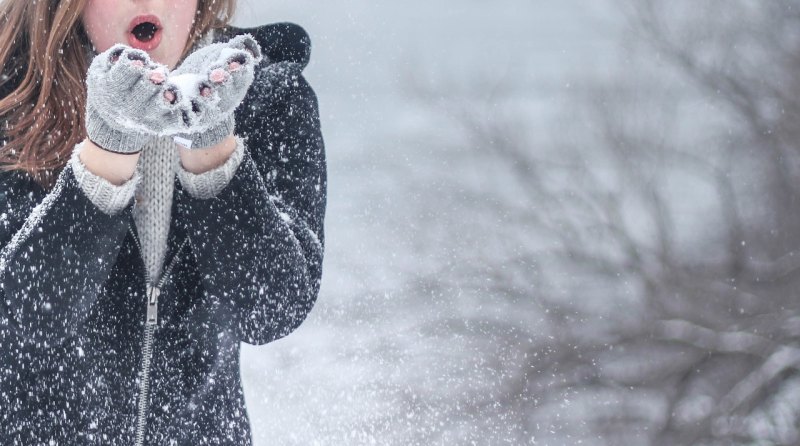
[176,57,327,346]
[0,165,134,348]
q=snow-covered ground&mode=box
[233,1,624,444]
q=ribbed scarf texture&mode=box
[132,137,179,281]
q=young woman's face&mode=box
[81,0,199,69]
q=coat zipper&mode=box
[129,224,189,446]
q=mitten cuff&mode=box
[70,141,141,215]
[85,105,151,154]
[176,135,245,199]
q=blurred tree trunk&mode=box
[404,1,800,444]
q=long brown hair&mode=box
[0,0,237,189]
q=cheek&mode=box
[81,0,119,52]
[168,0,199,35]
[162,0,199,60]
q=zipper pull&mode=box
[146,284,161,325]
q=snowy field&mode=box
[233,1,623,444]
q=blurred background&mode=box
[235,1,800,444]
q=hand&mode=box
[84,45,182,153]
[169,34,263,149]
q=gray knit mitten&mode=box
[85,45,182,153]
[169,34,263,149]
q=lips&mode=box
[127,14,163,51]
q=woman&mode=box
[0,0,326,444]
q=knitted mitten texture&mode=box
[170,34,263,149]
[85,45,180,153]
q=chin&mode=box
[149,51,177,69]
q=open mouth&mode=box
[128,15,163,51]
[132,22,159,42]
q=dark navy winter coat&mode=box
[0,23,326,445]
